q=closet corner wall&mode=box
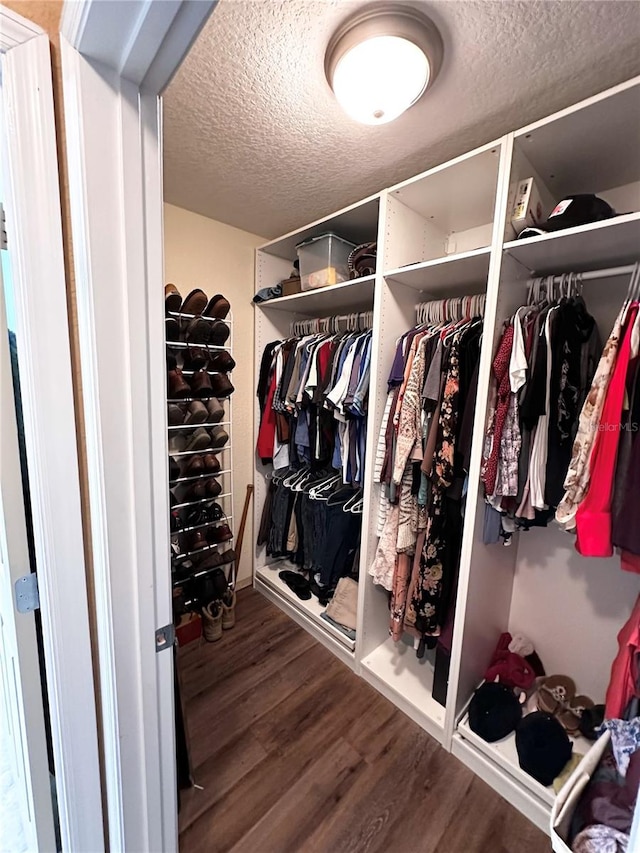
[252,73,640,836]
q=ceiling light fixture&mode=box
[325,4,443,126]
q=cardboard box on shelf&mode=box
[511,177,545,235]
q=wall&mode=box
[164,202,263,588]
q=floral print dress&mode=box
[407,331,463,636]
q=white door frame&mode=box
[60,2,215,849]
[1,7,104,852]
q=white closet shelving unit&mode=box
[253,74,640,834]
[253,195,380,668]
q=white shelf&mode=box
[256,275,375,315]
[504,211,640,274]
[515,80,640,199]
[457,711,594,808]
[255,563,356,653]
[259,196,380,261]
[384,247,491,294]
[360,637,446,741]
[389,145,500,233]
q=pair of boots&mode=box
[201,589,236,642]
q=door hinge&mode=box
[14,573,39,613]
[155,623,175,652]
[0,204,7,251]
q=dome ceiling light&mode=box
[325,4,444,126]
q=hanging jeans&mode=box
[317,490,362,587]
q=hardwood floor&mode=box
[177,589,550,853]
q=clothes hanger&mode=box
[283,467,304,488]
[308,472,341,500]
[342,488,364,514]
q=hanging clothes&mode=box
[369,295,484,655]
[575,305,639,557]
[255,314,372,622]
[255,326,371,480]
[481,275,602,533]
[556,305,626,527]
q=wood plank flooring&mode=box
[177,589,550,853]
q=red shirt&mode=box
[606,594,640,719]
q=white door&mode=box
[0,244,56,852]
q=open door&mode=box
[0,246,56,851]
[0,8,103,850]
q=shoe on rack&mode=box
[218,547,236,565]
[190,369,214,398]
[210,374,234,398]
[165,283,182,315]
[201,600,223,642]
[221,589,236,629]
[184,401,208,425]
[185,316,211,344]
[165,317,180,342]
[209,320,230,346]
[166,348,179,371]
[168,404,185,426]
[169,492,183,532]
[167,368,191,399]
[175,480,206,504]
[202,453,221,474]
[168,434,187,454]
[186,530,208,552]
[207,523,233,544]
[197,550,225,571]
[181,454,205,477]
[184,427,211,453]
[170,534,182,559]
[204,294,231,320]
[208,350,236,372]
[205,478,223,498]
[183,505,207,528]
[169,457,181,482]
[181,289,208,316]
[210,426,229,448]
[206,398,225,423]
[183,346,207,372]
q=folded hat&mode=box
[485,650,536,690]
[468,682,522,743]
[515,711,573,786]
[485,632,536,690]
[545,194,615,232]
[253,284,282,303]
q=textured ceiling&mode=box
[163,0,640,240]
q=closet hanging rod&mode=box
[291,309,373,336]
[540,263,638,283]
[415,293,486,325]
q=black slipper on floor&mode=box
[279,570,311,600]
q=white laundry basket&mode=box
[550,730,611,853]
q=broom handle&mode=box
[232,484,254,587]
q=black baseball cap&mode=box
[545,194,615,232]
[468,682,522,743]
[516,711,573,786]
